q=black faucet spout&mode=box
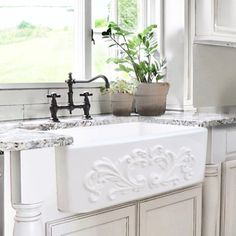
[74,74,110,89]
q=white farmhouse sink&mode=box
[51,122,207,213]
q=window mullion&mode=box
[74,0,92,80]
[147,0,157,25]
[140,0,148,29]
[113,0,119,23]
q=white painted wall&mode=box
[193,44,236,108]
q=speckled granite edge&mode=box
[0,129,73,151]
[18,116,140,131]
[18,113,236,130]
[143,117,236,128]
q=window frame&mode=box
[0,0,160,89]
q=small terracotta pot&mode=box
[135,82,169,116]
[111,93,133,116]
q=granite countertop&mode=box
[1,111,236,152]
[0,128,73,152]
[17,111,236,130]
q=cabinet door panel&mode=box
[62,219,126,236]
[221,159,236,236]
[217,0,236,30]
[139,186,202,236]
[47,205,136,236]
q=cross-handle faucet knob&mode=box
[80,92,92,120]
[46,93,61,122]
[47,92,61,109]
[47,92,61,99]
[80,92,93,97]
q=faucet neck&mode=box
[74,74,110,89]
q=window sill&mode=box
[0,82,104,90]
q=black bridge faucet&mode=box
[47,73,110,122]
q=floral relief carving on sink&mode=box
[84,145,196,203]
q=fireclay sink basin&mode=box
[50,122,207,213]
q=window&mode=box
[0,0,75,83]
[0,0,156,84]
[91,0,144,79]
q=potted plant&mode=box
[102,79,135,116]
[102,22,169,116]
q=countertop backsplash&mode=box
[2,85,236,122]
[0,87,111,121]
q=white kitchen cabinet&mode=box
[139,185,202,236]
[202,125,236,236]
[46,185,202,236]
[221,159,236,236]
[46,205,136,236]
[195,0,236,47]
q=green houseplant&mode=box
[103,79,135,116]
[102,22,169,116]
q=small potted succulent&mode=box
[102,79,135,116]
[102,22,169,116]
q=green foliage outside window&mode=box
[118,0,138,31]
[95,0,138,31]
[95,18,107,28]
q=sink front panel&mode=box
[54,123,207,213]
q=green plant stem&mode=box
[147,54,151,82]
[122,34,141,82]
[109,34,140,82]
[138,44,141,64]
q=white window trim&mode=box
[75,0,92,81]
[0,0,159,90]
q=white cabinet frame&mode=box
[195,0,236,47]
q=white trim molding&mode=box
[183,0,195,109]
[202,164,221,236]
[214,0,236,35]
[195,0,236,47]
[163,0,196,111]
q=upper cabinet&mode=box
[216,0,236,31]
[195,0,236,47]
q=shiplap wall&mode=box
[0,87,111,121]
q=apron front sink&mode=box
[51,122,207,213]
